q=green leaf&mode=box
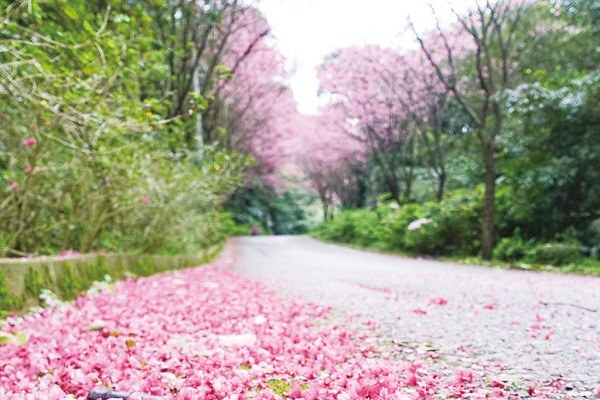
[216,126,227,137]
[64,6,79,20]
[0,331,27,346]
[13,331,27,345]
[0,332,16,345]
[83,20,95,34]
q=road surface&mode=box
[231,236,600,394]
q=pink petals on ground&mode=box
[428,297,448,306]
[0,249,590,399]
[1,254,437,399]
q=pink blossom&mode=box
[8,180,19,191]
[141,194,150,204]
[24,138,37,147]
[408,218,433,231]
[24,164,32,173]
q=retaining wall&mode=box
[0,246,221,315]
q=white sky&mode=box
[258,0,470,114]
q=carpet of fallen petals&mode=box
[1,248,596,399]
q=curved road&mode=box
[231,236,600,395]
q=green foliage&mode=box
[493,236,533,262]
[24,267,44,303]
[314,188,482,256]
[220,212,253,237]
[225,185,316,235]
[0,1,249,257]
[57,262,77,301]
[313,210,382,248]
[379,203,423,250]
[266,379,290,395]
[132,259,156,277]
[531,243,582,266]
[402,190,481,256]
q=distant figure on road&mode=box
[250,226,261,236]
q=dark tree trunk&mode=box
[481,140,496,260]
[436,169,446,202]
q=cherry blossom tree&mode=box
[295,110,364,220]
[203,7,300,185]
[318,45,418,203]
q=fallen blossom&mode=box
[429,297,448,306]
[218,333,257,347]
[0,246,584,399]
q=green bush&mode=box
[587,218,600,258]
[532,243,582,266]
[220,212,253,237]
[379,203,424,250]
[402,190,481,256]
[493,236,533,262]
[313,188,483,256]
[314,210,381,247]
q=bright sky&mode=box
[257,0,470,114]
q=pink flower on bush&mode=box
[408,217,432,231]
[24,164,32,173]
[24,138,37,147]
[250,226,260,235]
[8,180,19,191]
[141,194,150,204]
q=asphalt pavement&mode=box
[231,236,600,394]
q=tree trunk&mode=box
[385,176,401,203]
[192,61,204,159]
[481,140,496,260]
[436,169,446,202]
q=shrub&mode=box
[587,218,600,258]
[493,237,533,262]
[314,210,381,247]
[379,203,424,250]
[402,190,481,256]
[532,243,582,266]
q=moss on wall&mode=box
[0,244,222,315]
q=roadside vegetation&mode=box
[311,193,600,276]
[308,0,600,272]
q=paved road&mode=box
[231,236,600,393]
